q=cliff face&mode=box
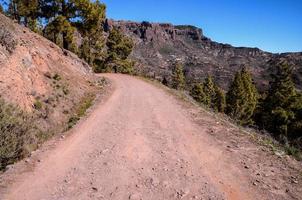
[107,20,302,90]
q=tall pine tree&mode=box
[259,63,298,141]
[0,3,3,13]
[171,63,185,90]
[44,15,77,52]
[226,68,258,125]
[7,0,39,31]
[203,75,216,107]
[190,76,225,113]
[75,0,106,65]
[190,83,207,104]
[213,84,226,113]
[99,27,134,74]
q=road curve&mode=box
[2,74,259,200]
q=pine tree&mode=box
[190,76,225,112]
[41,0,79,50]
[171,63,185,90]
[226,68,258,125]
[260,63,297,140]
[213,85,226,113]
[290,92,302,143]
[203,75,216,107]
[7,0,20,22]
[104,27,134,73]
[75,0,106,65]
[7,0,39,31]
[0,3,3,13]
[44,15,76,52]
[240,67,259,123]
[190,83,206,104]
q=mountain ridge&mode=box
[106,19,302,90]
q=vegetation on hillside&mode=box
[256,64,302,149]
[0,98,39,170]
[0,3,3,13]
[2,0,134,74]
[171,63,185,90]
[190,75,226,113]
[226,68,258,125]
[183,63,301,157]
[94,27,134,73]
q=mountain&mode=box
[106,20,302,90]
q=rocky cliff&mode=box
[106,20,302,90]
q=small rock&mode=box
[162,181,169,188]
[5,164,14,171]
[129,193,141,200]
[285,188,290,193]
[176,189,190,199]
[151,177,160,187]
[37,159,41,163]
[253,182,258,186]
[100,149,109,154]
[244,165,249,169]
[92,187,98,192]
[25,159,30,163]
[274,151,285,157]
[291,180,298,184]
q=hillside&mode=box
[107,20,302,90]
[0,13,103,167]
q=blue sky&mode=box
[102,0,302,53]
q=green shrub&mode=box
[53,73,61,81]
[0,99,38,170]
[67,93,95,129]
[33,100,43,110]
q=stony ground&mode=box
[0,74,301,200]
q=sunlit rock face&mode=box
[107,19,302,90]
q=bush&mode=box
[67,93,95,129]
[53,73,61,81]
[33,100,43,110]
[0,99,38,170]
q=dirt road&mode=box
[1,74,301,200]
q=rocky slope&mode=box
[0,13,99,134]
[107,20,302,90]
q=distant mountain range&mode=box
[106,19,302,90]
